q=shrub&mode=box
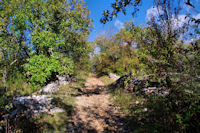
[25,54,74,87]
[25,54,59,86]
[143,90,200,132]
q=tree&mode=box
[0,0,92,88]
[94,24,140,75]
[0,0,30,87]
[99,0,200,132]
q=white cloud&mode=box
[146,6,200,27]
[172,15,189,29]
[173,13,200,28]
[114,20,124,30]
[194,13,200,19]
[146,6,164,21]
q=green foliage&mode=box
[109,81,200,132]
[111,88,144,114]
[71,71,89,89]
[93,25,141,76]
[25,54,75,86]
[6,73,33,96]
[0,0,91,88]
[25,54,59,86]
[52,52,75,76]
[100,1,200,132]
[145,90,200,132]
[101,0,142,24]
[99,75,114,86]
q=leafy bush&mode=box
[25,54,59,86]
[25,54,74,87]
[141,90,200,132]
[93,34,141,76]
[51,52,74,76]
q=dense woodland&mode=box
[0,0,200,132]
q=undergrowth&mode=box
[33,70,89,132]
[0,71,89,132]
[108,81,200,132]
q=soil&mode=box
[67,74,129,133]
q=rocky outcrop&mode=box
[11,75,75,118]
[40,75,69,94]
[116,73,170,96]
[12,95,64,118]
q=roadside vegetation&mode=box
[95,0,200,132]
[32,71,89,132]
[0,0,200,132]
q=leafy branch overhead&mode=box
[101,0,198,24]
[101,0,142,24]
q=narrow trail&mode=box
[67,74,129,133]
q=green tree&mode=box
[94,24,140,75]
[0,0,30,87]
[0,0,92,88]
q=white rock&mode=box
[49,107,65,114]
[109,73,120,81]
[57,75,65,81]
[13,95,64,117]
[184,89,193,94]
[40,81,59,93]
[143,108,148,112]
[40,75,69,94]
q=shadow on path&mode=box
[65,74,130,133]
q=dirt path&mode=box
[67,74,129,133]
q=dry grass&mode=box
[99,75,115,86]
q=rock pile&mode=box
[40,75,69,93]
[10,75,75,118]
[12,95,64,118]
[116,73,170,96]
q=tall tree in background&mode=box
[94,23,140,75]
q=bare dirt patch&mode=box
[67,74,129,133]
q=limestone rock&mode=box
[109,73,120,81]
[40,75,69,94]
[40,81,59,93]
[12,95,64,118]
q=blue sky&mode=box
[85,0,154,41]
[85,0,200,42]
